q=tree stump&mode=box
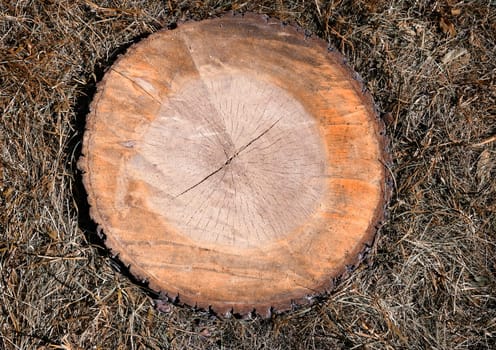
[79,13,389,315]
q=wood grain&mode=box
[79,13,389,315]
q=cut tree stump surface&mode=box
[79,13,389,315]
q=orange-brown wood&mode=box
[79,13,389,315]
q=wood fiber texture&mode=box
[79,13,389,315]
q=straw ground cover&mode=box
[1,0,495,349]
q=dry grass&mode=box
[1,0,495,349]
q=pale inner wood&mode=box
[126,74,328,248]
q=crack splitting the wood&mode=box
[176,117,282,198]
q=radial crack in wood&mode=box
[177,117,282,198]
[79,13,390,315]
